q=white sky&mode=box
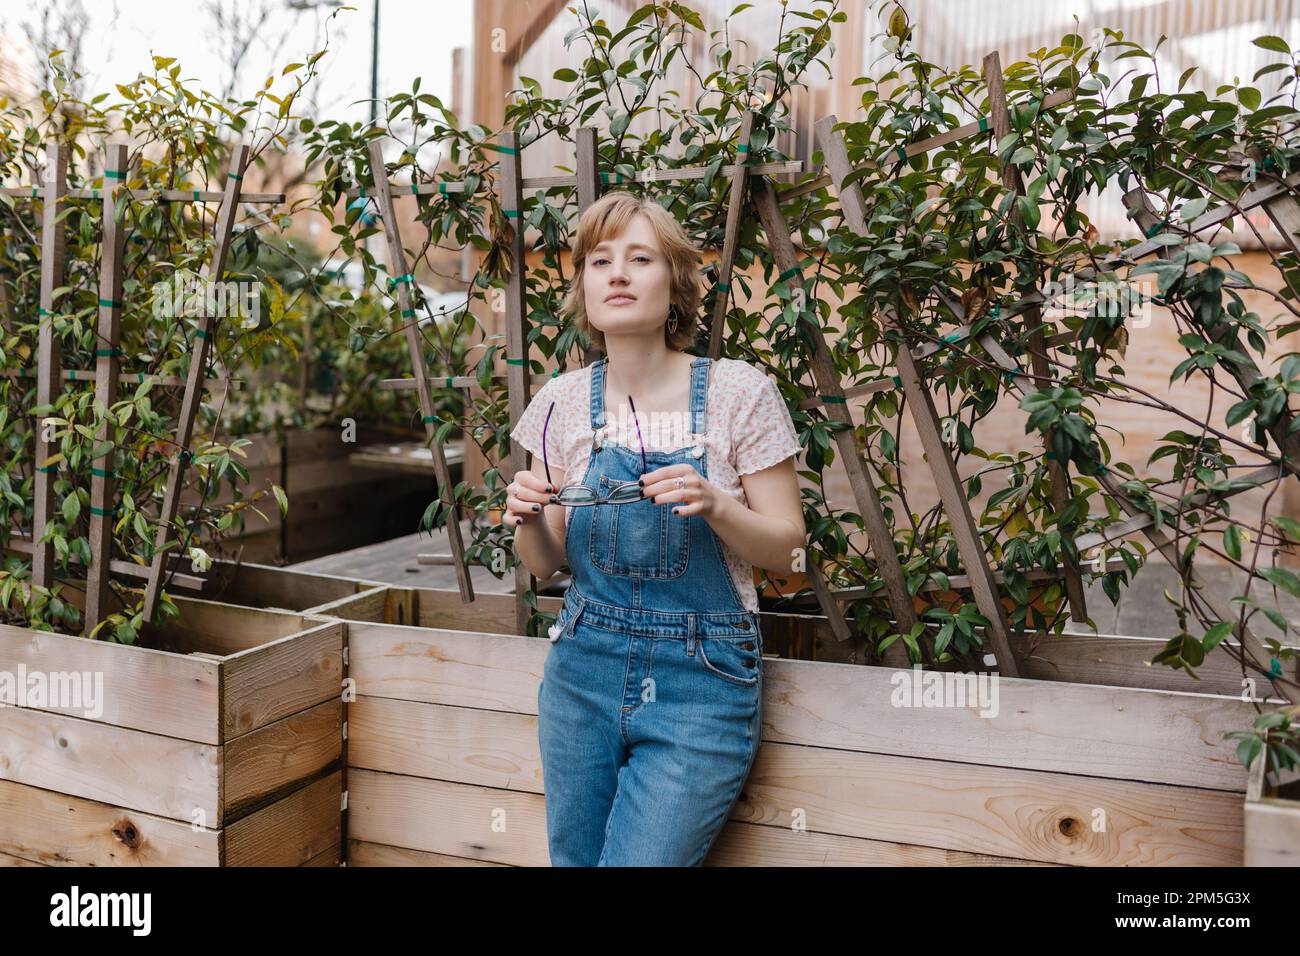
[0,0,472,127]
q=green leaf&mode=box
[1252,36,1291,55]
[1260,566,1300,600]
[1203,621,1233,652]
[1224,524,1242,561]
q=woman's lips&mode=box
[605,295,636,305]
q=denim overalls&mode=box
[537,354,764,867]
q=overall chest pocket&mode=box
[589,473,691,578]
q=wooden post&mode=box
[365,140,475,605]
[31,142,68,592]
[816,114,1021,676]
[84,144,129,634]
[142,145,250,621]
[497,130,536,635]
[749,174,913,650]
[983,51,1087,623]
[707,111,757,360]
[574,126,603,368]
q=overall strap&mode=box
[689,356,711,437]
[589,356,609,429]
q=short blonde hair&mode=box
[562,191,701,354]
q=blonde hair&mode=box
[562,191,701,354]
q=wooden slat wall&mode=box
[343,616,1250,866]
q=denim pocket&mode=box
[590,478,691,580]
[696,634,762,686]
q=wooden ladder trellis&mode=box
[1,140,283,633]
[139,144,286,620]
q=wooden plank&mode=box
[182,558,383,611]
[347,839,507,866]
[1261,185,1300,257]
[0,620,220,742]
[5,538,206,589]
[0,186,283,203]
[221,769,342,866]
[302,843,342,866]
[0,850,45,867]
[85,144,130,633]
[222,698,343,823]
[815,113,1020,675]
[32,141,68,591]
[366,139,474,604]
[347,753,1238,866]
[348,619,1252,790]
[221,620,344,741]
[775,89,1076,206]
[750,174,910,647]
[706,111,756,359]
[574,125,603,367]
[0,778,219,866]
[0,368,240,389]
[496,129,536,635]
[0,705,220,822]
[342,160,806,199]
[983,52,1086,623]
[302,585,390,621]
[155,595,306,657]
[1070,464,1282,553]
[143,144,250,621]
[1243,757,1300,866]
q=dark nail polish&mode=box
[532,504,540,512]
[637,478,644,486]
[672,508,679,515]
[549,494,558,503]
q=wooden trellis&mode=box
[2,140,282,634]
[362,140,476,606]
[141,144,285,620]
[795,54,1300,695]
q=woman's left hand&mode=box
[640,464,722,518]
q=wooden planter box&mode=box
[1244,750,1300,866]
[0,595,345,866]
[173,558,402,623]
[196,426,445,564]
[322,584,1260,867]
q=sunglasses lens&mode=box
[558,488,596,505]
[608,484,643,503]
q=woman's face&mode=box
[583,213,673,340]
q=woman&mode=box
[506,191,804,866]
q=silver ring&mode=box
[675,476,685,489]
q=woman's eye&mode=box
[634,255,650,263]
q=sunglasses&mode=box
[543,394,647,506]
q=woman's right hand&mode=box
[504,471,555,528]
